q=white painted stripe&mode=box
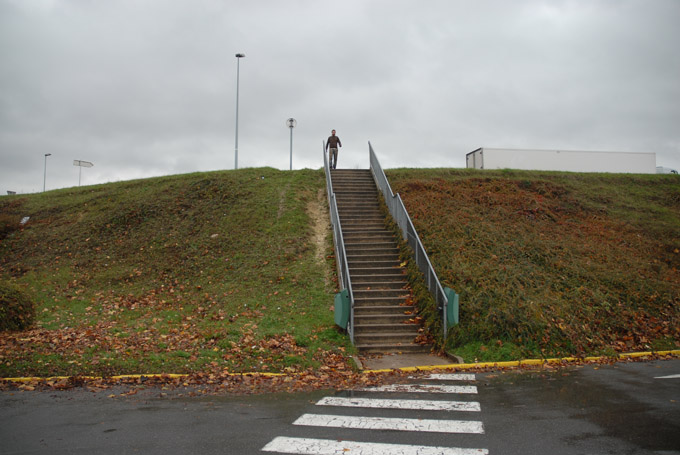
[316,396,481,412]
[261,436,489,455]
[355,384,478,394]
[654,374,680,379]
[293,413,484,434]
[420,373,476,381]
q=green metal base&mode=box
[334,289,350,330]
[444,287,459,328]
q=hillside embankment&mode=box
[1,168,678,383]
[387,169,679,361]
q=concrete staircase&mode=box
[331,169,430,354]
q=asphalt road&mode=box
[1,358,678,455]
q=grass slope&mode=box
[1,168,348,377]
[1,167,678,377]
[387,169,680,361]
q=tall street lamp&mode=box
[234,53,245,170]
[286,118,297,171]
[43,153,51,192]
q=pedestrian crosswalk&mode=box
[261,373,488,454]
[293,413,484,434]
[353,383,478,394]
[315,396,481,412]
[262,437,487,455]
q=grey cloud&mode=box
[1,0,679,194]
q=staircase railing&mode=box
[369,141,455,339]
[323,142,355,342]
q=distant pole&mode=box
[286,118,297,171]
[43,153,51,192]
[234,53,245,170]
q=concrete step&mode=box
[345,249,399,258]
[353,289,410,299]
[343,234,396,243]
[345,244,399,253]
[338,211,384,219]
[353,305,415,316]
[339,212,385,218]
[355,343,431,354]
[347,250,399,257]
[336,200,380,206]
[351,269,404,278]
[354,313,419,324]
[340,228,384,234]
[351,279,408,289]
[348,263,402,273]
[347,252,400,262]
[334,184,375,188]
[345,250,400,259]
[334,189,376,195]
[336,206,382,213]
[343,229,393,236]
[353,330,421,344]
[331,172,372,180]
[345,240,397,248]
[348,266,404,276]
[352,282,407,291]
[342,228,389,236]
[337,210,383,216]
[336,204,380,211]
[340,219,388,227]
[354,322,421,333]
[336,201,378,208]
[353,296,409,307]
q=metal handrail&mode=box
[323,142,355,342]
[368,142,450,337]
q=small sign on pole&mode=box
[73,160,94,186]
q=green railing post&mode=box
[334,289,350,330]
[444,287,459,328]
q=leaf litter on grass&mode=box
[0,168,353,380]
[387,169,680,360]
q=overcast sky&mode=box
[1,0,679,193]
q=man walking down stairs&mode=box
[331,169,430,354]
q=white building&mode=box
[466,148,657,174]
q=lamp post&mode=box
[286,118,297,171]
[43,153,51,192]
[234,53,245,170]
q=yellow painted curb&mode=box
[2,350,678,384]
[361,350,680,374]
[0,371,288,384]
[1,374,189,384]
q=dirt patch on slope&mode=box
[307,188,334,288]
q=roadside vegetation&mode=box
[1,167,678,380]
[0,168,349,378]
[387,169,680,361]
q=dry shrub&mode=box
[0,281,36,331]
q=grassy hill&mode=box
[1,167,678,378]
[0,168,347,377]
[387,169,680,361]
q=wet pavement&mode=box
[1,358,678,454]
[480,359,680,454]
[358,351,459,370]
